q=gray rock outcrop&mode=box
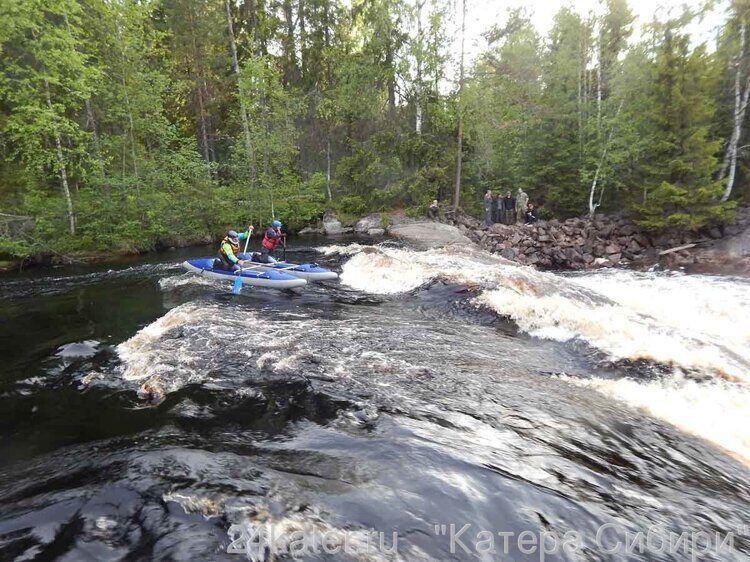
[388,221,474,250]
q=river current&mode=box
[0,239,748,561]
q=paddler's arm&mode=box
[237,225,254,241]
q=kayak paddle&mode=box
[232,269,243,294]
[234,227,252,294]
[243,226,251,253]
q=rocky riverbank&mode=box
[299,210,415,236]
[446,207,750,273]
[296,206,750,273]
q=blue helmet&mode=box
[227,230,239,241]
[271,220,282,228]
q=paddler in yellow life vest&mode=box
[218,226,253,271]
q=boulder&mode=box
[605,243,621,254]
[355,213,384,233]
[626,240,642,253]
[323,212,347,235]
[488,223,513,236]
[387,211,417,226]
[367,228,386,237]
[388,221,474,250]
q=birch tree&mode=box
[0,0,92,236]
[719,20,750,201]
[224,0,256,185]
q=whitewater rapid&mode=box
[324,243,750,464]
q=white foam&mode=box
[314,243,367,256]
[338,245,513,294]
[158,273,221,290]
[336,245,750,462]
[569,270,750,362]
[476,288,748,381]
[559,374,750,464]
[340,251,432,293]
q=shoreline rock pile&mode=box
[475,216,655,269]
[446,207,750,271]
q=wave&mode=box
[158,272,222,290]
[558,374,750,464]
[331,242,750,462]
[330,243,749,379]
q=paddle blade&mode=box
[232,275,243,294]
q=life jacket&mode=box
[262,228,282,251]
[219,236,240,264]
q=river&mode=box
[0,238,748,561]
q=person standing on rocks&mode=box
[516,188,528,223]
[483,190,493,226]
[524,203,538,224]
[428,200,440,220]
[502,191,516,225]
[491,192,500,223]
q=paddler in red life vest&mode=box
[218,226,253,271]
[259,220,284,263]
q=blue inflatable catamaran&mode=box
[181,253,337,290]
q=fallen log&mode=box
[658,243,696,256]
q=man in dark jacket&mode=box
[502,191,516,224]
[491,193,499,223]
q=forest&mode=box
[1,0,749,257]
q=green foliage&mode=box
[0,237,33,259]
[269,173,327,230]
[634,181,736,231]
[329,194,367,217]
[0,0,745,264]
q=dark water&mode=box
[0,240,748,561]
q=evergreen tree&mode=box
[635,15,735,230]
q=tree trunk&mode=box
[84,98,99,150]
[44,81,75,235]
[596,28,602,141]
[224,0,256,185]
[588,101,623,217]
[187,3,212,173]
[326,133,332,201]
[386,43,396,113]
[282,0,298,85]
[578,40,586,158]
[452,0,466,212]
[122,77,140,198]
[85,98,109,195]
[195,85,211,171]
[721,22,749,202]
[298,0,307,79]
[415,0,424,135]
